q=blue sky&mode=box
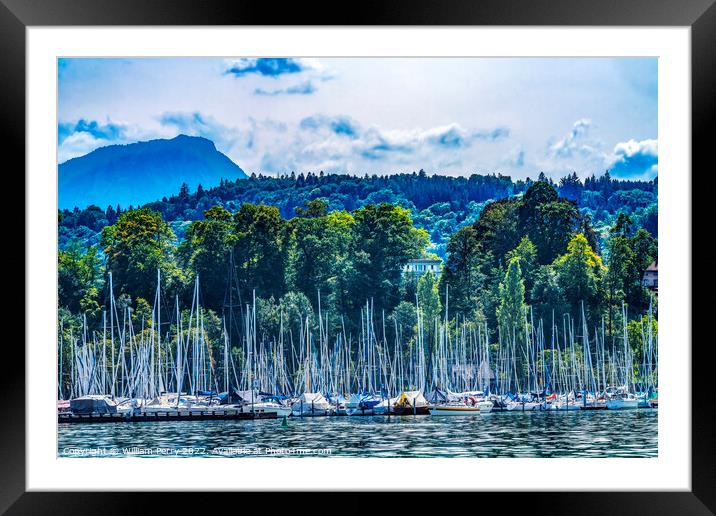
[58,57,658,181]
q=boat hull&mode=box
[606,398,639,410]
[390,406,430,415]
[505,401,544,411]
[429,405,481,416]
[477,401,493,413]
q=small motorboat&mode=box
[429,403,482,416]
[606,391,639,410]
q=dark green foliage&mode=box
[58,244,102,313]
[519,181,580,264]
[233,204,287,300]
[349,204,429,315]
[439,226,487,316]
[59,171,658,255]
[100,207,182,302]
[59,171,657,348]
[178,205,235,312]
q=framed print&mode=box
[4,0,715,512]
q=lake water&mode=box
[58,409,657,458]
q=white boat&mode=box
[234,401,291,417]
[551,401,582,411]
[291,392,332,416]
[477,400,494,413]
[228,390,292,417]
[142,394,220,414]
[546,394,582,411]
[606,387,639,410]
[345,393,381,415]
[505,400,543,411]
[372,397,397,415]
[606,395,639,410]
[429,403,482,416]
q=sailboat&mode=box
[605,387,639,410]
[291,315,332,416]
[291,392,332,416]
[346,392,382,415]
[233,389,292,417]
[389,390,430,415]
[428,389,492,415]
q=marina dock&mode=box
[58,408,278,424]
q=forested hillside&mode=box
[59,170,657,259]
[58,175,658,363]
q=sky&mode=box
[58,57,658,181]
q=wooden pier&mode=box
[58,408,278,424]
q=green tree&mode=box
[58,243,102,313]
[100,208,180,301]
[530,264,567,320]
[605,233,635,336]
[626,314,658,384]
[417,270,442,346]
[233,204,287,299]
[611,213,633,237]
[496,258,526,337]
[628,228,657,309]
[473,199,521,266]
[390,301,418,349]
[349,203,429,314]
[507,236,537,301]
[439,226,486,316]
[287,201,354,310]
[519,181,581,264]
[179,205,236,312]
[496,258,528,384]
[553,233,605,313]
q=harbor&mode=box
[53,56,661,464]
[58,270,657,443]
[58,409,658,458]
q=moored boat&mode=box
[429,403,481,416]
[390,390,430,415]
[606,391,639,410]
[346,393,381,415]
[291,392,332,416]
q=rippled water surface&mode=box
[58,410,657,458]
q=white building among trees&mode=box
[402,258,442,278]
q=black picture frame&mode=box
[3,0,713,512]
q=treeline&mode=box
[58,171,657,257]
[59,180,657,363]
[60,199,428,332]
[439,182,657,340]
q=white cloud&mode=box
[58,132,106,163]
[608,138,658,178]
[549,118,593,158]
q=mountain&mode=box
[58,135,247,209]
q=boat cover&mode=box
[70,395,118,414]
[234,389,263,403]
[394,390,428,408]
[295,392,329,405]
